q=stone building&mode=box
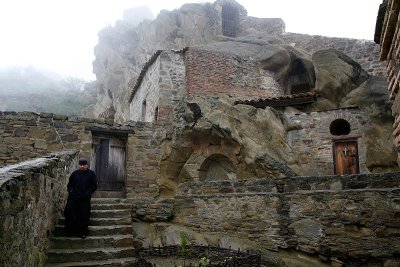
[1,0,400,266]
[375,0,400,166]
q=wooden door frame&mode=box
[332,138,360,175]
[90,131,128,191]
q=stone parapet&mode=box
[0,150,78,266]
[134,173,400,265]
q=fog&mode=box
[0,0,382,81]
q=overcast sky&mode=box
[0,0,382,81]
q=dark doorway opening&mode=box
[222,5,239,37]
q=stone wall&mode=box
[125,123,165,199]
[133,172,400,265]
[185,48,283,100]
[130,56,161,122]
[0,111,135,167]
[285,107,368,176]
[0,111,166,199]
[0,150,78,266]
[281,33,386,77]
[129,51,186,123]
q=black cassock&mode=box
[64,169,97,236]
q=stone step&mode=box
[91,198,130,204]
[46,257,137,267]
[91,203,132,210]
[58,217,132,226]
[92,191,126,199]
[50,235,134,249]
[46,247,135,264]
[91,209,131,218]
[54,225,132,237]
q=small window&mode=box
[330,119,351,135]
[141,100,146,122]
[154,106,159,122]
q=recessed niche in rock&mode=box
[199,154,236,181]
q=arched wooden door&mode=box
[333,140,359,175]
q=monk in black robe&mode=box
[64,158,97,239]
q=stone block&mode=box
[60,134,79,142]
[34,140,48,150]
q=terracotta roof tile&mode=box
[234,92,317,108]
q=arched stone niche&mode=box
[199,154,236,181]
[322,110,360,137]
[330,119,351,135]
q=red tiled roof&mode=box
[234,92,317,108]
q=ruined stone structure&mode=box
[1,0,400,266]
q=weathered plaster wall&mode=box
[281,33,386,77]
[133,173,400,266]
[285,107,368,176]
[186,49,283,100]
[130,51,186,123]
[0,151,78,266]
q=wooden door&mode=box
[333,140,359,175]
[92,135,126,191]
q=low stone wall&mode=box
[0,150,78,266]
[134,173,400,265]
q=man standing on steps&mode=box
[64,158,97,239]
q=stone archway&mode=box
[199,154,236,181]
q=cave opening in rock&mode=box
[286,59,314,94]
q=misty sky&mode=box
[0,0,382,81]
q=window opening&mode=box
[330,119,351,135]
[222,5,239,37]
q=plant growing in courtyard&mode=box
[199,256,210,266]
[178,231,191,267]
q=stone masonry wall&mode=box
[281,33,386,77]
[185,49,283,100]
[125,123,164,199]
[0,150,78,266]
[130,51,186,124]
[0,111,135,168]
[285,107,368,176]
[0,111,170,200]
[130,57,161,122]
[170,172,400,265]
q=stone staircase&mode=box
[46,198,136,266]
